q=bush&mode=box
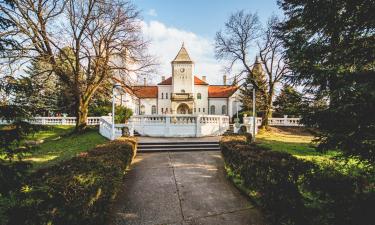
[5,137,137,225]
[221,136,375,225]
[89,105,133,123]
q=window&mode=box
[151,105,156,114]
[166,93,168,99]
[203,108,205,113]
[161,108,164,113]
[140,105,145,115]
[161,93,164,99]
[197,93,201,99]
[222,105,227,115]
[165,108,169,114]
[210,105,215,114]
[181,89,185,93]
[198,108,201,112]
[194,108,196,113]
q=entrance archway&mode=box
[177,103,189,114]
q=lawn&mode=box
[23,126,108,170]
[256,127,338,163]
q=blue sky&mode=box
[136,0,283,84]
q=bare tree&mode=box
[215,11,289,128]
[257,16,290,127]
[0,0,154,131]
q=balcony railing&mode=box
[171,93,194,101]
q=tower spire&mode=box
[172,42,193,63]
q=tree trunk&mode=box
[75,98,89,132]
[261,91,274,129]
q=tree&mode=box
[0,0,154,131]
[278,0,375,162]
[19,57,75,116]
[274,85,304,117]
[215,11,289,128]
[0,0,17,54]
[258,16,291,127]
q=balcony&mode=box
[171,93,194,101]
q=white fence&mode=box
[0,117,101,125]
[243,116,303,127]
[130,115,229,137]
[99,116,131,140]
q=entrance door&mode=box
[177,103,189,114]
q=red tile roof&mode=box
[158,76,208,85]
[208,85,239,98]
[132,86,158,98]
[130,83,238,99]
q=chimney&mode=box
[161,76,165,81]
[143,78,147,86]
[223,75,227,85]
[202,76,206,82]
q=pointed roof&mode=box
[172,42,193,63]
[252,56,264,75]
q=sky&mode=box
[136,0,283,85]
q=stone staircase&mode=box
[137,141,220,152]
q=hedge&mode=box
[221,136,375,225]
[5,137,137,225]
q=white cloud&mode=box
[141,20,226,85]
[146,9,157,17]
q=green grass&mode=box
[256,128,339,163]
[23,126,108,170]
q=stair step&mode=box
[138,141,219,145]
[138,147,220,152]
[138,144,220,149]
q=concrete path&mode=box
[109,152,265,225]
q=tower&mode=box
[171,43,194,93]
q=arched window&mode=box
[140,105,145,115]
[166,93,169,99]
[151,105,156,114]
[181,89,185,93]
[161,93,164,99]
[210,105,216,115]
[197,93,201,99]
[222,105,227,115]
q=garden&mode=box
[221,129,374,225]
[0,125,137,225]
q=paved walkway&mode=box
[109,151,265,225]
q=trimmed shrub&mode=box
[6,137,137,225]
[221,135,374,225]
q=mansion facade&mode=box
[120,44,242,118]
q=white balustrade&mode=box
[0,117,102,126]
[243,116,303,128]
[98,116,132,140]
[130,114,229,137]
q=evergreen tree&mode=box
[274,85,304,117]
[278,0,375,162]
[22,57,75,116]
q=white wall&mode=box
[172,63,194,93]
[158,85,173,114]
[139,98,157,115]
[193,85,208,115]
[208,98,228,115]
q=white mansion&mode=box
[120,44,242,119]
